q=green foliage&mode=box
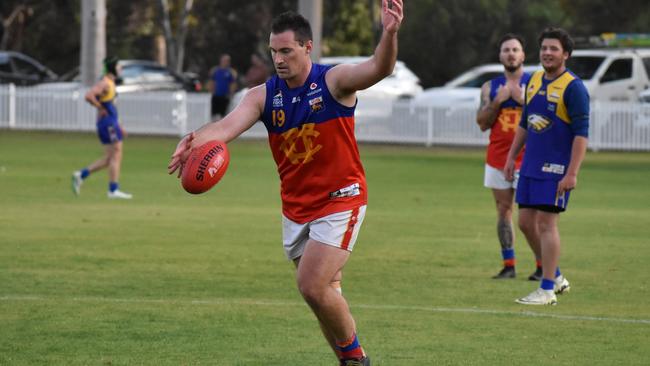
[1,130,650,365]
[322,0,374,56]
[2,0,650,86]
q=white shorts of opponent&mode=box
[282,205,367,260]
[484,164,519,190]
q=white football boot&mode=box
[515,288,557,305]
[71,171,83,196]
[107,190,133,199]
[554,275,571,294]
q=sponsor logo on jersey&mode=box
[291,96,301,103]
[527,114,553,133]
[307,88,322,96]
[329,183,360,199]
[542,163,565,175]
[273,90,283,108]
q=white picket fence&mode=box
[2,84,650,151]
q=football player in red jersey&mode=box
[476,34,541,281]
[169,1,403,364]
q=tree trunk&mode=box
[174,0,193,73]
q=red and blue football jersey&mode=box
[261,64,367,223]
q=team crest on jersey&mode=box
[279,123,323,164]
[273,90,283,107]
[497,108,520,133]
[309,96,325,113]
[310,82,318,90]
[527,114,553,133]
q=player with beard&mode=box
[477,34,540,280]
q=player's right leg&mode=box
[491,188,516,279]
[105,126,131,199]
[284,207,369,364]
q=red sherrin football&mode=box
[181,140,230,194]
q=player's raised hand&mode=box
[168,131,195,177]
[382,0,404,34]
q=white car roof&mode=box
[572,48,650,56]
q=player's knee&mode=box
[518,218,534,234]
[297,277,327,305]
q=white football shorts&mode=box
[282,205,367,260]
[484,164,519,190]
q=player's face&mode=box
[499,39,525,72]
[540,38,569,74]
[269,30,312,82]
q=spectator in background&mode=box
[244,53,271,88]
[208,53,237,118]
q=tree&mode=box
[322,0,374,56]
[157,0,194,73]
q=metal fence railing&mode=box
[0,84,210,136]
[2,84,650,151]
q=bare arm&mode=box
[476,81,496,131]
[557,136,588,194]
[477,81,511,131]
[167,84,266,175]
[504,126,528,181]
[325,0,403,104]
[84,79,108,115]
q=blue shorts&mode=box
[96,116,122,144]
[516,175,570,212]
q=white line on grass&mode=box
[2,295,649,325]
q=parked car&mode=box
[0,51,59,86]
[411,64,541,108]
[567,48,650,102]
[34,59,201,93]
[320,56,423,99]
[640,88,650,103]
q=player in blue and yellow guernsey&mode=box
[72,57,132,199]
[505,28,589,305]
[169,2,404,364]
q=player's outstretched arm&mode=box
[326,0,403,101]
[167,84,265,176]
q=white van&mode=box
[568,48,650,102]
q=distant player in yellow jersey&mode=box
[72,57,132,199]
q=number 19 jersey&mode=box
[261,63,367,224]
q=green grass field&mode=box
[1,130,649,365]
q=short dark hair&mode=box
[538,27,574,56]
[498,33,525,51]
[103,56,119,75]
[271,11,313,45]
